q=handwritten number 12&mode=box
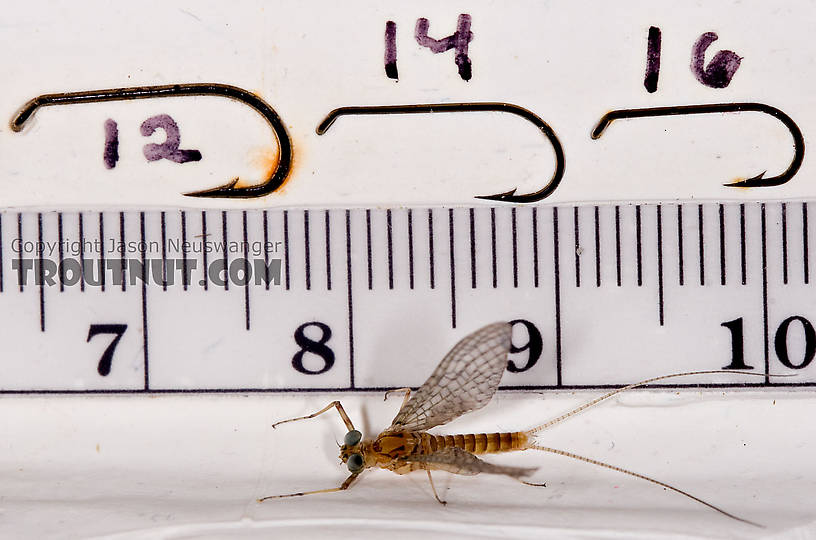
[103,114,201,169]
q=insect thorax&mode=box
[372,431,422,460]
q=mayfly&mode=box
[261,321,773,526]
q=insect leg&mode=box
[425,469,447,505]
[384,387,411,408]
[527,444,761,527]
[520,479,547,487]
[257,473,359,502]
[272,400,356,431]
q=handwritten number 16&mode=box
[644,27,742,93]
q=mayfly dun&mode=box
[261,321,776,526]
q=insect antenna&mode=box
[526,370,792,435]
[526,444,762,528]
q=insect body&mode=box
[262,322,769,525]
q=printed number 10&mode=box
[722,317,816,370]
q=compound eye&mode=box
[347,453,364,473]
[344,430,362,447]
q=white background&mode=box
[0,2,815,539]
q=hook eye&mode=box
[592,102,804,188]
[317,102,565,203]
[10,83,292,199]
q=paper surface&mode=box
[1,2,816,539]
[1,392,814,539]
[1,1,815,207]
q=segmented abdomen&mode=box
[420,432,528,455]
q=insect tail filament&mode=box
[526,444,762,528]
[525,370,789,435]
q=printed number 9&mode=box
[507,319,543,373]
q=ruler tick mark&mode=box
[160,211,168,291]
[553,207,563,387]
[803,202,810,284]
[326,210,333,291]
[59,213,65,292]
[78,212,85,292]
[782,202,789,285]
[719,204,726,286]
[698,204,705,286]
[574,206,581,288]
[740,204,747,285]
[38,212,44,332]
[490,208,497,288]
[677,204,684,286]
[407,209,414,290]
[594,205,601,287]
[512,207,518,288]
[282,210,289,291]
[449,209,456,329]
[17,213,22,292]
[119,212,126,291]
[469,208,476,289]
[99,213,106,292]
[263,210,270,290]
[201,211,209,291]
[428,209,435,289]
[657,205,664,326]
[304,210,312,291]
[615,205,622,287]
[181,211,188,291]
[222,211,229,291]
[635,205,642,287]
[140,212,149,390]
[366,209,373,290]
[532,207,539,288]
[531,206,538,288]
[761,204,770,384]
[386,209,393,290]
[345,210,355,389]
[243,211,250,330]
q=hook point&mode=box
[184,177,241,198]
[475,188,518,202]
[724,171,767,188]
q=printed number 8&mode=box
[292,322,335,375]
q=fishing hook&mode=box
[317,103,565,203]
[591,103,804,188]
[10,83,292,198]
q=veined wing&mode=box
[405,447,536,478]
[386,322,512,433]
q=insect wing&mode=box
[405,447,536,478]
[387,322,512,433]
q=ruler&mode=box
[2,202,814,393]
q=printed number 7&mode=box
[87,324,128,376]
